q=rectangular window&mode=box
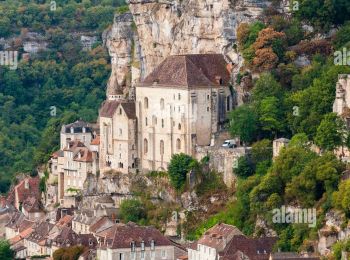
[141,251,145,259]
[162,250,166,258]
[119,253,124,260]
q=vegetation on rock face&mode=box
[196,0,350,252]
[119,199,147,224]
[168,153,195,191]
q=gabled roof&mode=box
[140,54,232,88]
[22,196,43,213]
[26,221,54,244]
[11,176,41,207]
[219,235,277,260]
[89,216,114,234]
[104,222,172,249]
[62,120,92,134]
[99,100,136,119]
[198,223,243,250]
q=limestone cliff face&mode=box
[104,0,270,86]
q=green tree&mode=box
[234,156,254,178]
[251,139,272,164]
[119,199,146,223]
[0,240,14,260]
[258,97,284,137]
[333,180,350,215]
[168,153,194,191]
[315,113,346,151]
[229,105,259,144]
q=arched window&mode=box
[160,98,164,110]
[144,97,149,109]
[176,138,181,150]
[160,140,164,155]
[178,123,181,130]
[144,139,148,154]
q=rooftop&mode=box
[140,54,232,88]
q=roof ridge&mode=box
[185,56,213,86]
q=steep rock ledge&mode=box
[104,0,270,86]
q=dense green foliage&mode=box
[198,1,350,252]
[168,153,195,191]
[119,199,147,223]
[0,0,127,191]
[235,156,254,178]
[0,0,125,36]
[0,240,14,260]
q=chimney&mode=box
[24,179,29,189]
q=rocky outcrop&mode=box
[104,0,270,89]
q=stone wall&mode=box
[195,146,251,187]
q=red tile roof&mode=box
[140,54,232,88]
[103,222,172,249]
[198,223,243,250]
[91,135,100,145]
[73,147,93,162]
[56,215,73,228]
[9,226,34,245]
[22,196,43,213]
[219,235,277,260]
[89,216,114,234]
[10,176,41,209]
[99,100,136,119]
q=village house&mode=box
[24,220,54,256]
[57,139,99,207]
[96,222,178,260]
[21,196,45,220]
[60,120,94,150]
[99,83,138,174]
[187,223,276,260]
[5,211,35,240]
[6,175,41,212]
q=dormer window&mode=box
[141,241,145,251]
[82,127,86,133]
[70,127,74,134]
[130,241,135,252]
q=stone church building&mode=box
[99,53,234,173]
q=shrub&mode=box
[168,153,195,191]
[119,199,147,223]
